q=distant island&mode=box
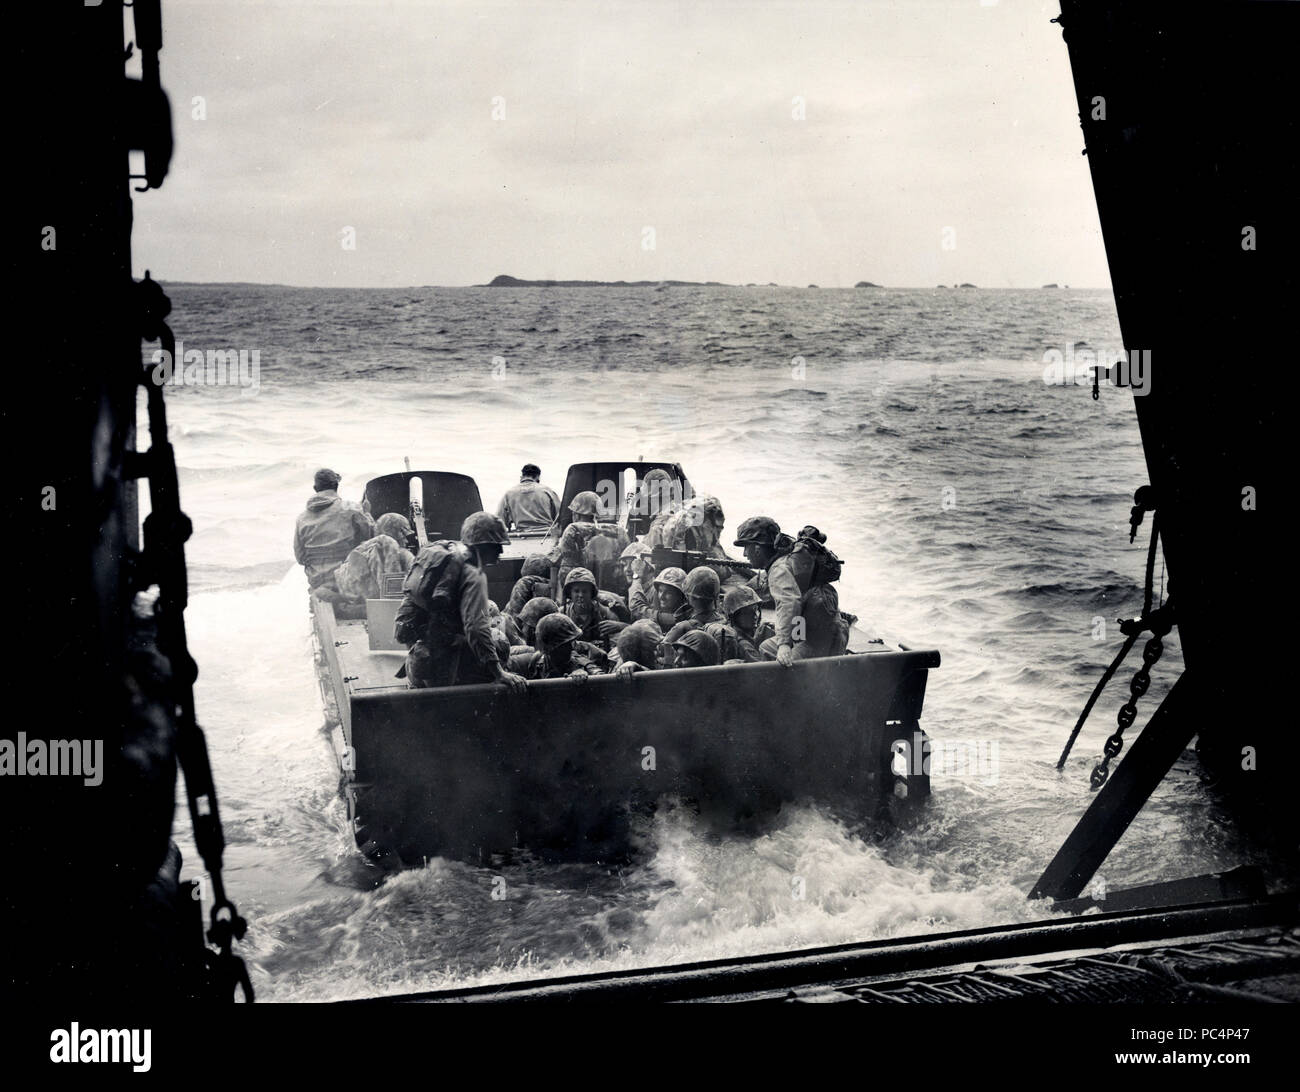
[482,274,730,288]
[1042,283,1059,289]
[479,274,899,288]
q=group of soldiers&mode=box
[294,466,852,693]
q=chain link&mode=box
[1090,633,1166,789]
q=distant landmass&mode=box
[483,274,730,288]
[482,274,890,288]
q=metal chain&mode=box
[1090,624,1169,789]
[136,273,252,1001]
[1057,489,1167,774]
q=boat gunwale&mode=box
[343,645,942,707]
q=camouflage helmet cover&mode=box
[733,516,781,548]
[568,490,601,516]
[652,566,687,594]
[617,619,663,668]
[521,553,550,577]
[375,512,412,542]
[722,585,762,617]
[518,597,559,627]
[461,511,511,546]
[683,566,720,600]
[536,613,582,653]
[563,566,598,590]
[671,628,720,665]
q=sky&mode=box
[130,0,1112,288]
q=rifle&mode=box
[651,545,754,578]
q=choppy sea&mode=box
[151,284,1287,1000]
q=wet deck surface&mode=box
[333,617,408,696]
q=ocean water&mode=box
[150,284,1281,1001]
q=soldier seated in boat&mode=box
[667,628,720,670]
[548,491,630,603]
[496,463,561,534]
[503,554,552,616]
[487,599,522,647]
[628,467,679,528]
[734,517,848,667]
[335,512,415,604]
[508,614,611,680]
[661,567,727,666]
[619,541,658,621]
[294,468,376,594]
[514,596,559,652]
[561,567,624,650]
[393,511,528,692]
[705,585,773,664]
[650,567,688,632]
[611,619,663,677]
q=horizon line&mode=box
[153,279,1111,291]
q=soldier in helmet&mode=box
[619,540,658,621]
[661,566,727,666]
[335,512,415,605]
[393,511,528,692]
[668,628,721,670]
[705,585,774,664]
[508,613,611,680]
[503,553,552,617]
[650,566,688,631]
[561,566,623,650]
[548,490,630,603]
[515,596,559,651]
[735,516,845,667]
[612,619,663,676]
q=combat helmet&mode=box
[461,511,511,546]
[518,597,559,630]
[671,628,720,666]
[683,566,720,602]
[521,553,550,577]
[563,566,598,590]
[568,491,601,516]
[536,613,582,654]
[734,516,781,548]
[375,512,413,543]
[722,585,762,617]
[652,567,687,594]
[617,619,663,669]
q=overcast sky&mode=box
[131,0,1110,288]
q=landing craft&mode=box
[13,0,1299,1015]
[311,461,939,864]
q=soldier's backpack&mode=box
[787,526,843,590]
[395,541,472,645]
